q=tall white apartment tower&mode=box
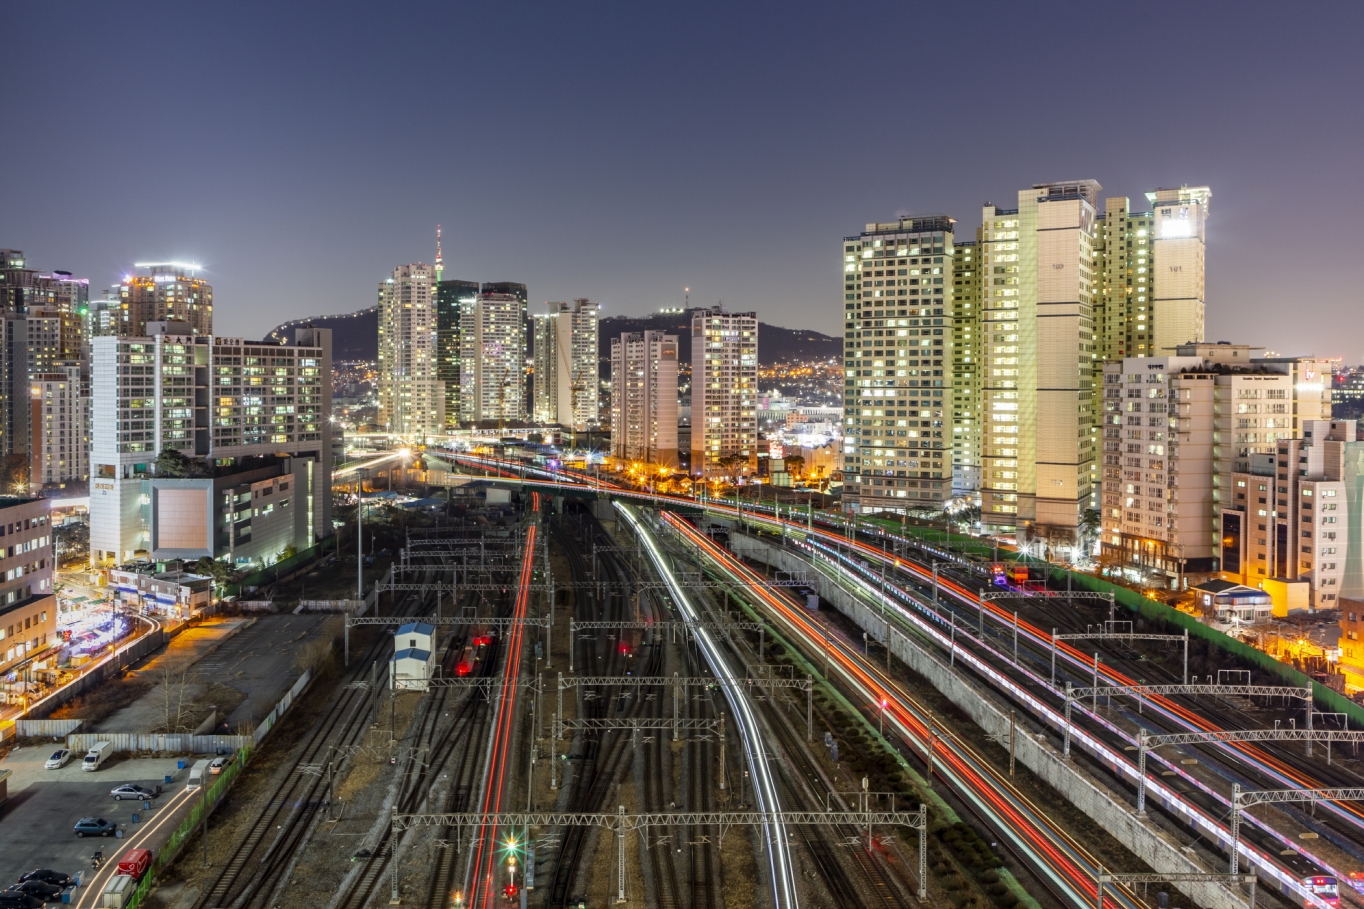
[980,181,1100,546]
[690,307,757,478]
[377,263,444,437]
[459,293,525,424]
[841,217,954,513]
[1148,187,1210,357]
[533,299,600,430]
[610,331,679,467]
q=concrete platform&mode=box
[0,745,202,904]
[196,613,328,730]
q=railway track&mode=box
[336,618,503,909]
[543,512,643,907]
[193,572,439,909]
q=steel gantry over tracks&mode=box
[1050,621,1190,686]
[1062,682,1313,757]
[556,671,814,740]
[1230,785,1364,874]
[1136,727,1364,814]
[1095,872,1258,909]
[388,807,929,903]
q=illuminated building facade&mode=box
[90,322,332,566]
[377,263,444,437]
[533,299,600,430]
[979,182,1099,545]
[0,495,56,676]
[1101,343,1333,590]
[436,278,478,429]
[459,292,525,424]
[690,307,757,478]
[119,263,213,336]
[610,330,678,467]
[841,217,953,512]
[30,362,88,488]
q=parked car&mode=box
[14,872,67,888]
[208,755,235,775]
[42,750,71,770]
[8,879,61,901]
[0,889,43,907]
[72,817,115,838]
[109,784,155,801]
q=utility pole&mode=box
[356,476,363,602]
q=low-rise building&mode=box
[1191,579,1273,626]
[390,621,436,691]
[107,563,213,620]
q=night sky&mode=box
[5,3,1361,358]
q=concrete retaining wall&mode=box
[252,668,312,745]
[728,530,1245,909]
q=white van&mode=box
[82,741,112,772]
[186,759,210,792]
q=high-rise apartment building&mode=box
[978,182,1100,546]
[610,331,678,466]
[950,240,983,497]
[90,323,332,566]
[377,263,444,437]
[459,293,525,424]
[30,362,88,488]
[1100,352,1218,584]
[0,251,90,489]
[481,283,530,414]
[436,278,478,429]
[1093,187,1210,362]
[2,307,84,482]
[1,250,50,314]
[841,218,954,511]
[1100,343,1332,589]
[119,263,213,336]
[690,307,757,478]
[533,299,600,430]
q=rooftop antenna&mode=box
[685,287,689,309]
[435,224,443,283]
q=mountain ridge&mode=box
[265,307,841,364]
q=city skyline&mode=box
[5,4,1364,358]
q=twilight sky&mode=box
[5,2,1362,358]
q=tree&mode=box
[716,454,743,486]
[1078,508,1102,556]
[155,449,212,478]
[192,556,236,588]
[782,455,806,479]
[153,664,198,734]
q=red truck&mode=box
[116,848,151,881]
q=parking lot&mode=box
[0,746,201,904]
